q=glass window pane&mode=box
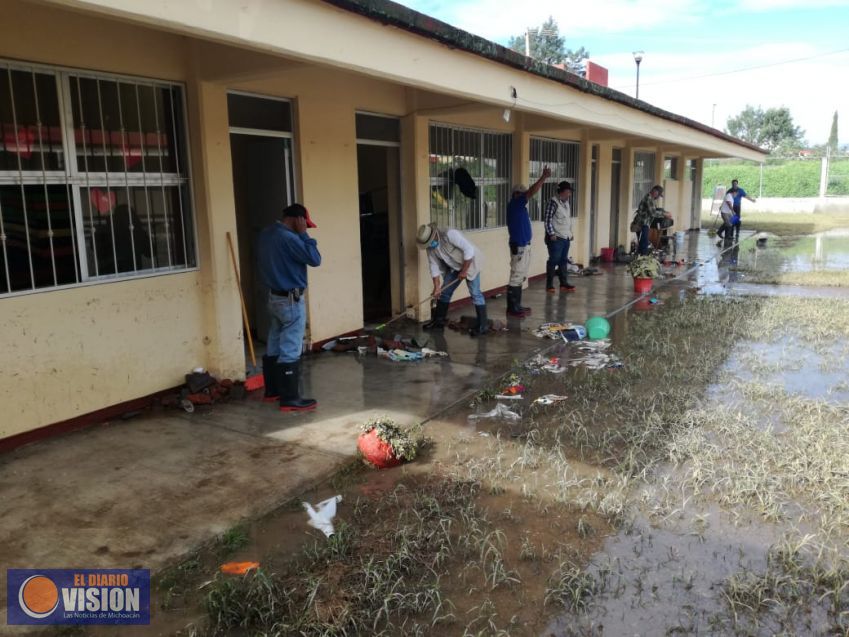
[70,78,183,174]
[356,114,399,142]
[227,93,292,132]
[0,184,79,292]
[0,68,64,172]
[82,185,193,276]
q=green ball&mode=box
[585,316,610,340]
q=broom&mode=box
[226,232,265,392]
[373,276,463,332]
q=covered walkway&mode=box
[0,231,737,600]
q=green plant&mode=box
[627,255,661,279]
[360,417,420,461]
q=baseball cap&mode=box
[557,181,573,192]
[283,203,317,228]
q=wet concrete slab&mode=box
[0,229,776,610]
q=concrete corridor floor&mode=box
[0,231,729,617]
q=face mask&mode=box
[429,239,439,249]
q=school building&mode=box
[0,0,767,443]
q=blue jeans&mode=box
[546,237,571,283]
[267,294,306,364]
[638,224,650,255]
[440,270,485,306]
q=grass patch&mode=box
[701,212,849,236]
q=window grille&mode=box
[633,151,656,207]
[0,60,195,296]
[428,123,511,230]
[664,156,679,180]
[529,137,580,219]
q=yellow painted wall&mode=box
[0,2,221,438]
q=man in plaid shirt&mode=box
[632,185,671,255]
[543,181,576,292]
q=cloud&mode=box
[737,0,849,10]
[597,44,849,143]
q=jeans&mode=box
[267,293,306,364]
[546,237,571,284]
[638,224,650,255]
[440,270,485,306]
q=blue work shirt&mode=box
[732,188,747,208]
[257,222,321,291]
[506,194,532,245]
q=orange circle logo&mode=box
[19,575,59,619]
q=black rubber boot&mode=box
[515,286,531,314]
[262,355,279,402]
[470,304,489,337]
[423,300,449,330]
[277,361,317,412]
[506,286,525,317]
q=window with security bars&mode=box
[0,60,195,296]
[529,137,580,220]
[633,151,656,207]
[428,123,511,230]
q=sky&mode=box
[395,0,849,145]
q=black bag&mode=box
[629,219,642,233]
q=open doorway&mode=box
[227,92,296,345]
[355,113,402,323]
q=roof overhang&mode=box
[43,0,768,161]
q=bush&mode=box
[702,159,849,198]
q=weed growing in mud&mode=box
[217,525,249,556]
[544,559,603,612]
[197,478,537,636]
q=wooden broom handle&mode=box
[226,231,256,367]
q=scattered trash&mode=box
[649,297,663,305]
[526,354,566,374]
[467,403,521,423]
[358,417,420,468]
[569,340,622,370]
[495,394,524,400]
[303,496,342,538]
[533,394,569,406]
[165,372,244,410]
[534,322,585,341]
[220,562,260,575]
[376,347,448,362]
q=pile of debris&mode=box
[569,341,623,370]
[321,333,448,362]
[447,315,508,334]
[164,370,246,413]
[533,322,586,341]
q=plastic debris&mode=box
[569,340,622,370]
[220,562,260,575]
[534,322,585,340]
[533,394,569,406]
[467,403,521,423]
[525,354,567,374]
[495,394,524,400]
[303,495,343,538]
[376,347,448,362]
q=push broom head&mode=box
[244,373,265,392]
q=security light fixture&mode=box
[632,51,644,100]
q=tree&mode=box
[508,17,589,75]
[828,111,839,156]
[726,105,805,153]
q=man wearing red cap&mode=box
[257,203,321,412]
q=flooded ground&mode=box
[61,227,849,637]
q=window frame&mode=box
[0,58,198,298]
[428,122,512,231]
[632,150,656,208]
[528,136,581,220]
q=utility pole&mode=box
[711,104,717,128]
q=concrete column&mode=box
[185,78,245,379]
[595,142,613,252]
[622,144,637,247]
[411,114,433,321]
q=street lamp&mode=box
[632,51,644,100]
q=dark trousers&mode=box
[638,225,650,255]
[546,237,571,285]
